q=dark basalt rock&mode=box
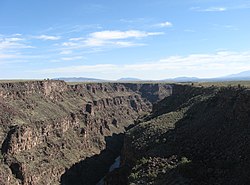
[112,85,250,185]
[0,80,172,185]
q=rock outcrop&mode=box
[0,80,172,185]
[110,85,250,185]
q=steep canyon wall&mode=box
[0,80,172,185]
[107,85,250,185]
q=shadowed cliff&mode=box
[106,85,250,185]
[0,80,171,185]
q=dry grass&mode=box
[192,81,250,88]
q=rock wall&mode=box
[0,80,172,185]
[0,80,67,100]
[110,85,250,185]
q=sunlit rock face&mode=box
[0,80,172,185]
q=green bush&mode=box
[139,157,148,165]
[148,171,157,179]
[180,157,191,164]
[129,172,139,181]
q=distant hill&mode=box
[53,77,107,82]
[54,70,250,83]
[167,77,200,82]
[226,70,250,78]
[117,77,142,82]
[223,70,250,79]
[209,70,250,81]
[164,71,250,82]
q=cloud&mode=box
[41,64,116,74]
[119,18,148,24]
[60,30,163,49]
[191,6,227,12]
[34,35,61,40]
[89,30,163,40]
[0,36,33,61]
[0,35,36,64]
[124,51,250,71]
[212,24,239,31]
[59,50,73,55]
[191,2,250,12]
[0,53,18,59]
[203,7,227,12]
[0,38,31,50]
[84,38,105,47]
[38,50,250,80]
[14,33,22,36]
[62,42,78,47]
[61,56,84,61]
[69,37,84,41]
[83,38,145,47]
[39,24,103,36]
[155,21,173,28]
[114,41,145,47]
[6,37,24,42]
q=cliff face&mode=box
[0,80,67,100]
[115,85,250,185]
[0,80,172,185]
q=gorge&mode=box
[0,80,171,185]
[0,80,250,185]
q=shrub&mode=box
[148,171,157,179]
[129,172,139,181]
[180,157,191,164]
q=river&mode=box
[96,156,121,185]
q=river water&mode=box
[96,156,121,185]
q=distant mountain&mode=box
[211,70,250,81]
[225,70,250,78]
[117,77,142,82]
[161,77,200,82]
[53,77,107,82]
[165,71,250,82]
[54,70,250,83]
[170,77,200,82]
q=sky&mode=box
[1,0,250,80]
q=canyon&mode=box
[1,80,250,185]
[0,80,171,185]
[108,84,250,185]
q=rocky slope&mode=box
[108,84,250,185]
[0,80,172,185]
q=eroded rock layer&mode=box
[0,80,171,185]
[109,85,250,185]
